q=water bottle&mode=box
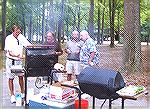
[16,93,22,106]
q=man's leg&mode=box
[66,61,73,81]
[8,78,14,96]
[18,76,24,94]
[9,78,16,103]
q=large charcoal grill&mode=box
[25,45,57,77]
[24,45,57,105]
[77,67,125,109]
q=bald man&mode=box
[79,30,100,69]
[65,30,83,81]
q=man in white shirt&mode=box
[4,24,32,103]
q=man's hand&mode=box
[18,55,25,59]
[65,49,71,54]
[88,60,94,66]
[88,52,95,66]
[55,51,63,56]
[9,51,20,58]
[75,49,80,54]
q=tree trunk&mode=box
[42,1,45,44]
[73,14,76,31]
[88,0,95,39]
[77,0,80,32]
[1,0,7,50]
[109,0,115,48]
[22,14,26,36]
[123,0,141,73]
[45,2,49,33]
[134,0,141,73]
[49,0,55,32]
[117,3,121,43]
[28,14,33,42]
[101,0,106,44]
[57,0,64,43]
[97,0,101,44]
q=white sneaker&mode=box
[11,95,16,104]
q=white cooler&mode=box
[28,94,75,109]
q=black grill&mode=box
[24,45,58,105]
[25,45,57,77]
[77,67,125,99]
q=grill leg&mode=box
[24,70,27,105]
[109,99,112,109]
[78,91,81,109]
[122,98,125,109]
[49,71,53,85]
[92,97,95,109]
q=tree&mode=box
[41,1,46,43]
[77,0,80,32]
[1,0,6,50]
[109,0,116,48]
[97,0,101,44]
[88,0,95,39]
[123,0,141,73]
[57,0,65,43]
[100,0,106,44]
[96,0,106,44]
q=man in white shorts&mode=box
[65,30,83,81]
[4,24,32,103]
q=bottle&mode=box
[16,93,22,106]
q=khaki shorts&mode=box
[66,60,81,75]
[5,58,24,79]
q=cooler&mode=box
[28,94,74,109]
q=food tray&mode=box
[116,85,146,97]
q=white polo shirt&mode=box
[4,33,31,60]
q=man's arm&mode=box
[55,42,63,56]
[88,52,95,65]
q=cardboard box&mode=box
[49,83,75,100]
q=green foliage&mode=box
[140,0,150,25]
[2,0,150,40]
[141,24,150,39]
[140,0,150,38]
[0,0,2,31]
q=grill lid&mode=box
[25,45,57,77]
[77,67,125,99]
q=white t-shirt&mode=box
[4,33,31,60]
